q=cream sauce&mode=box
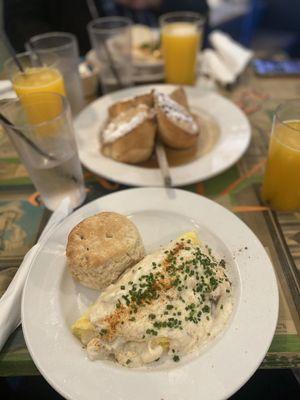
[86,234,232,368]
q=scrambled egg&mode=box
[71,306,96,345]
[72,232,199,343]
[71,231,232,367]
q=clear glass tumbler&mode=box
[262,100,300,211]
[28,32,84,115]
[160,12,205,85]
[0,93,86,211]
[88,17,133,93]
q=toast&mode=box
[102,104,156,164]
[154,89,199,149]
[108,92,154,119]
[170,87,190,110]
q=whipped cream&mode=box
[102,105,151,144]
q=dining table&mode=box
[0,65,299,378]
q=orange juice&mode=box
[12,67,66,125]
[13,67,65,97]
[262,120,300,211]
[162,22,201,85]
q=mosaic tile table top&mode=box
[0,69,299,376]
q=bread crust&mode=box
[170,87,190,110]
[102,87,199,159]
[102,115,156,164]
[156,108,198,149]
[155,90,199,149]
[66,212,145,290]
[108,92,154,119]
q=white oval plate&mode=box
[22,188,278,400]
[74,85,251,187]
[85,49,164,83]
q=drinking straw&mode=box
[0,32,25,73]
[26,41,44,67]
[86,2,124,89]
[0,112,57,161]
[103,41,124,88]
[87,0,99,19]
[0,111,79,183]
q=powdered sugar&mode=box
[102,105,152,144]
[154,91,198,134]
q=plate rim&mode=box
[21,188,278,400]
[74,84,251,187]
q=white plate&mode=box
[133,67,164,83]
[85,49,164,83]
[74,85,251,187]
[22,188,278,400]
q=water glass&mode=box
[88,17,133,93]
[0,93,86,211]
[28,32,84,115]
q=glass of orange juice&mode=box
[4,52,66,124]
[160,11,205,85]
[27,32,84,114]
[262,100,300,211]
[5,52,66,96]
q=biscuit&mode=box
[66,212,145,290]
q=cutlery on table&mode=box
[155,139,172,187]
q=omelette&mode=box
[72,232,232,367]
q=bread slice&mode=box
[66,212,145,290]
[154,89,199,149]
[108,92,154,119]
[101,104,156,164]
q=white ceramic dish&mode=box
[85,49,164,84]
[22,188,278,400]
[74,84,251,186]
